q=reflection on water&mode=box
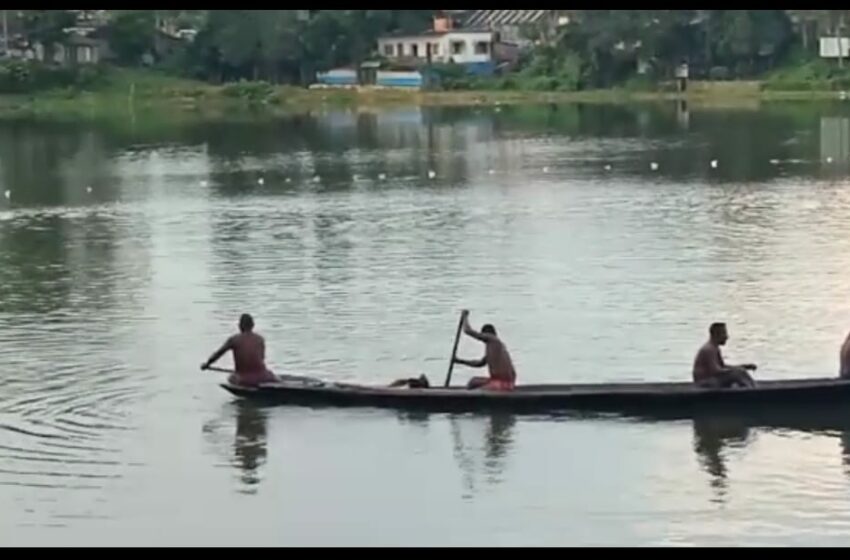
[5,102,850,544]
[449,413,516,498]
[232,402,268,491]
[692,416,752,500]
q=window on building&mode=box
[397,43,404,56]
[412,43,419,57]
[431,43,440,56]
[383,44,394,56]
[451,40,465,55]
[474,41,489,55]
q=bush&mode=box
[220,80,276,103]
[0,60,106,94]
[622,75,655,92]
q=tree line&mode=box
[8,10,850,89]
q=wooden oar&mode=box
[205,365,236,374]
[203,364,323,385]
[443,312,465,388]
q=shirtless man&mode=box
[840,331,850,379]
[201,313,277,387]
[692,322,756,389]
[453,310,517,390]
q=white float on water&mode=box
[428,170,436,179]
[3,190,9,199]
[827,156,834,163]
[604,164,612,171]
[312,175,320,183]
[378,173,386,180]
[488,169,495,175]
[86,186,92,193]
[650,162,659,171]
[710,159,718,168]
[200,180,208,187]
[257,177,265,185]
[769,158,780,165]
[542,166,549,173]
[285,177,291,183]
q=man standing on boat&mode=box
[692,322,756,388]
[453,310,517,390]
[201,313,277,387]
[840,331,850,378]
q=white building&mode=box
[377,29,495,65]
[819,36,850,59]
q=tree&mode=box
[104,10,157,65]
[21,10,76,62]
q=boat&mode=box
[220,375,850,415]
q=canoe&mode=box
[220,376,850,415]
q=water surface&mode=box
[2,101,850,545]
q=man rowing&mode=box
[692,322,756,388]
[201,313,277,387]
[840,331,850,378]
[453,310,517,390]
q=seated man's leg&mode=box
[730,367,756,388]
[467,376,490,389]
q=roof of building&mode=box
[463,10,549,27]
[379,27,493,40]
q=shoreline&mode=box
[0,73,847,120]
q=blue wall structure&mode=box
[315,69,358,86]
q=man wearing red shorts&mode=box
[453,310,517,390]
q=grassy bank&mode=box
[1,67,849,120]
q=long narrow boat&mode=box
[220,376,850,415]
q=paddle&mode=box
[202,364,323,385]
[205,365,236,374]
[443,311,465,388]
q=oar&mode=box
[443,312,465,388]
[203,365,323,385]
[205,365,236,374]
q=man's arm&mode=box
[454,356,487,368]
[201,337,233,370]
[708,348,756,373]
[461,310,496,343]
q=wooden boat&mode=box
[220,376,850,415]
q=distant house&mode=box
[819,36,850,59]
[377,13,497,75]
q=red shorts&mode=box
[482,379,515,391]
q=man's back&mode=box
[841,335,850,378]
[230,331,267,375]
[485,337,516,383]
[692,341,723,383]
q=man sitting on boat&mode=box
[453,310,517,390]
[201,313,277,387]
[841,331,850,378]
[692,322,756,389]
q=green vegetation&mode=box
[4,9,850,117]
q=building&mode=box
[377,13,496,75]
[377,29,494,66]
[819,36,850,60]
[461,10,566,47]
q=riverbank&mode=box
[0,68,848,120]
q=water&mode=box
[2,102,850,545]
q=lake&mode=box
[2,101,850,546]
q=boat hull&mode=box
[220,377,850,415]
